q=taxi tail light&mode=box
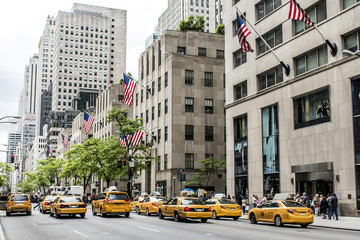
[152,203,157,206]
[220,205,227,209]
[45,202,49,205]
[7,203,10,206]
[184,207,190,211]
[60,204,65,208]
[208,207,211,212]
[124,198,130,202]
[105,199,113,203]
[287,209,297,214]
[82,204,87,208]
[28,202,31,205]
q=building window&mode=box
[136,93,138,106]
[262,104,280,195]
[165,99,168,114]
[185,153,194,169]
[146,110,149,123]
[152,81,155,95]
[343,0,360,9]
[233,49,247,68]
[165,126,168,141]
[257,25,282,55]
[198,47,206,57]
[178,46,186,54]
[344,30,360,52]
[152,106,155,120]
[205,126,214,141]
[158,103,161,117]
[294,88,330,129]
[352,78,360,209]
[258,65,283,91]
[256,0,281,21]
[234,114,248,176]
[295,45,328,76]
[164,154,168,169]
[216,50,224,59]
[185,125,194,140]
[205,72,213,87]
[158,129,161,144]
[158,77,161,92]
[205,99,213,114]
[185,70,194,85]
[294,1,327,36]
[141,90,143,103]
[185,97,194,112]
[165,72,168,87]
[234,81,247,100]
[157,156,161,170]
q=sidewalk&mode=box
[239,214,360,231]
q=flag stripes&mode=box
[288,0,314,26]
[83,112,94,135]
[123,73,136,106]
[236,12,253,53]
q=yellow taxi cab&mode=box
[131,196,145,211]
[204,198,242,220]
[6,194,32,216]
[158,197,212,222]
[248,200,314,228]
[136,196,167,216]
[92,191,131,217]
[49,195,87,218]
[40,195,58,214]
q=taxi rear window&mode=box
[181,199,204,205]
[281,201,307,208]
[108,194,128,200]
[218,199,234,204]
[45,196,57,201]
[11,195,28,201]
[60,197,82,203]
[151,197,167,202]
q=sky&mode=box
[0,0,168,161]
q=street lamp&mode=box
[0,116,21,121]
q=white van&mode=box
[64,186,84,198]
[47,186,66,195]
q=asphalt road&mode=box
[0,207,358,240]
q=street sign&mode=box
[129,161,135,168]
[179,168,184,174]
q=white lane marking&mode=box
[74,230,88,238]
[138,227,160,233]
[205,234,213,236]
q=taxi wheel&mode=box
[49,210,54,217]
[92,206,96,216]
[26,211,32,216]
[55,210,61,219]
[39,208,42,213]
[42,209,46,214]
[136,207,140,215]
[125,212,130,218]
[6,211,10,216]
[233,217,239,221]
[201,218,208,223]
[212,211,219,219]
[249,213,257,224]
[300,224,308,228]
[275,215,283,227]
[146,208,150,216]
[174,212,182,222]
[80,213,85,218]
[158,210,164,219]
[100,208,107,217]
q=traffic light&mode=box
[10,154,14,163]
[117,160,122,168]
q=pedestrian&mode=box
[252,195,257,208]
[237,194,242,205]
[231,196,236,203]
[300,192,307,205]
[312,194,320,216]
[319,195,328,219]
[327,193,332,219]
[241,197,247,214]
[33,195,40,210]
[260,195,267,205]
[227,194,231,200]
[328,193,339,220]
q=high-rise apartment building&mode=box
[6,133,21,163]
[51,3,127,111]
[134,30,226,197]
[23,55,39,115]
[225,0,360,216]
[157,0,216,35]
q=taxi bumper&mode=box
[217,209,242,217]
[282,214,314,224]
[58,208,87,215]
[180,211,212,219]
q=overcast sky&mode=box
[0,0,168,161]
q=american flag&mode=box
[119,130,143,147]
[130,130,144,147]
[288,0,314,26]
[61,134,68,147]
[236,12,253,53]
[119,134,131,147]
[83,112,94,135]
[123,73,136,106]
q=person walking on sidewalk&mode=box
[328,193,339,220]
[319,195,328,219]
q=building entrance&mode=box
[296,179,333,197]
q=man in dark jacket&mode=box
[328,193,338,220]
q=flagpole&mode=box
[313,25,337,56]
[235,6,290,76]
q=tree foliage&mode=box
[215,24,225,35]
[187,157,226,187]
[177,15,205,32]
[0,162,12,188]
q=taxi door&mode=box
[140,198,149,212]
[162,199,173,216]
[257,202,272,221]
[263,201,279,221]
[95,193,105,212]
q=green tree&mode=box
[18,171,50,195]
[177,15,205,32]
[215,24,225,35]
[36,157,64,185]
[0,162,12,188]
[187,157,226,187]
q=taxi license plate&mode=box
[70,205,78,208]
[300,213,305,215]
[231,208,235,211]
[195,209,204,212]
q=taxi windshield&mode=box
[12,195,28,201]
[108,193,128,200]
[60,197,82,203]
[181,198,204,205]
[151,197,167,202]
[281,201,307,208]
[218,199,234,204]
[45,196,57,201]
